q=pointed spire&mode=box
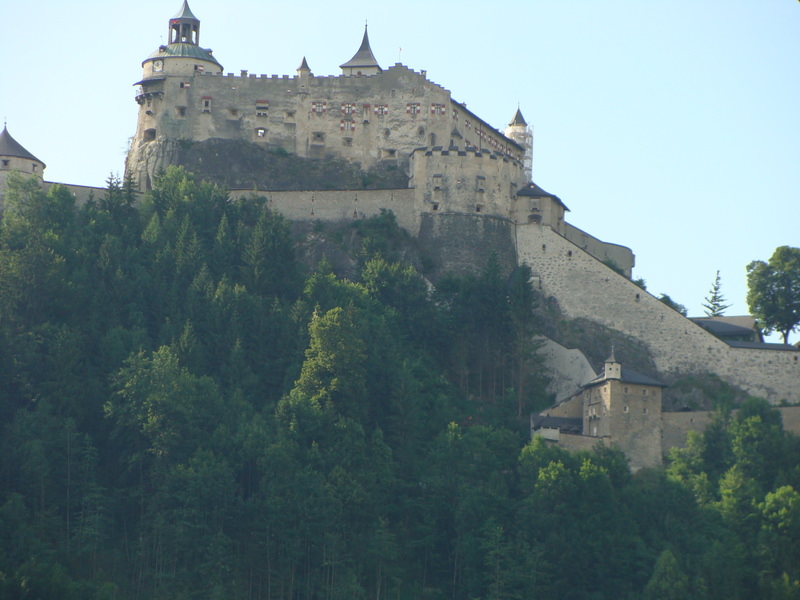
[0,125,45,166]
[297,56,311,72]
[509,107,527,127]
[340,24,382,75]
[172,0,198,20]
[169,1,200,45]
[606,344,617,364]
[603,344,622,380]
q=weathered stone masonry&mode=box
[517,224,799,403]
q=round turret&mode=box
[504,108,533,182]
[0,125,46,208]
[140,1,223,80]
[0,125,45,178]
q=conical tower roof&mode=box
[509,108,527,127]
[340,25,382,71]
[172,0,199,21]
[0,125,45,167]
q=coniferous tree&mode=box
[703,270,731,317]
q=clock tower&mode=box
[139,0,223,80]
[127,2,224,190]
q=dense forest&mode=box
[1,169,799,600]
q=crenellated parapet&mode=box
[409,146,526,220]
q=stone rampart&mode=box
[409,147,525,219]
[563,223,635,278]
[516,223,800,403]
[662,406,800,457]
[228,188,418,231]
[661,411,715,455]
[556,432,606,454]
[417,212,518,278]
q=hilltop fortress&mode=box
[2,2,798,413]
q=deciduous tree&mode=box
[746,246,800,343]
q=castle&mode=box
[2,2,798,422]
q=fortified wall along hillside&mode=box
[3,1,797,406]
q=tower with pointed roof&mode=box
[0,125,46,208]
[142,1,223,78]
[339,26,382,76]
[504,108,533,182]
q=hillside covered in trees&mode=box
[1,169,799,600]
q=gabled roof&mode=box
[584,366,666,389]
[509,108,527,127]
[517,182,569,211]
[172,0,198,21]
[0,126,45,166]
[340,26,382,71]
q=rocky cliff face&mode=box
[128,138,409,191]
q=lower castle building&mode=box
[533,352,800,471]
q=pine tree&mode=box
[702,270,731,317]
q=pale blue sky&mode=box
[2,1,798,341]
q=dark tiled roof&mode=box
[517,182,569,211]
[172,0,198,21]
[585,367,666,388]
[691,318,755,338]
[298,56,310,71]
[0,126,45,166]
[509,108,527,126]
[340,26,382,71]
[726,341,798,351]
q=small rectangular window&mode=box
[1,159,9,167]
[256,127,266,138]
[256,100,269,117]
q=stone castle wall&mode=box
[662,406,800,456]
[228,188,418,230]
[516,223,800,403]
[563,223,635,278]
[127,63,524,192]
[409,147,526,218]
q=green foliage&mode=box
[658,293,688,316]
[703,270,731,317]
[0,168,799,600]
[643,549,690,600]
[747,246,800,343]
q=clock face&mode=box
[153,60,163,72]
